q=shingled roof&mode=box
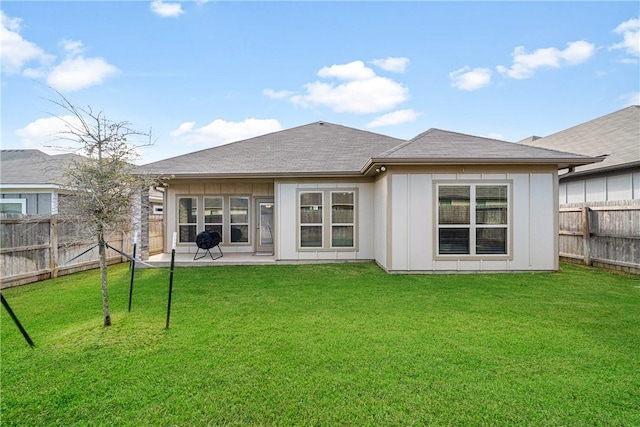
[362,128,602,173]
[136,121,602,178]
[0,150,82,186]
[136,122,404,177]
[518,105,639,176]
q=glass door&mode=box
[255,199,274,253]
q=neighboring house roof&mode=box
[138,121,601,178]
[363,128,599,172]
[0,150,82,187]
[518,105,640,177]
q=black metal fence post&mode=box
[1,293,35,348]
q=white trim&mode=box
[0,198,27,214]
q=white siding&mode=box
[560,171,639,203]
[387,171,557,272]
[275,181,375,261]
[585,177,607,202]
[373,175,388,269]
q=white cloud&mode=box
[170,121,196,137]
[15,115,83,152]
[150,0,184,18]
[497,40,595,79]
[0,11,54,74]
[371,57,410,73]
[263,88,295,99]
[449,66,492,91]
[317,60,376,81]
[276,60,409,114]
[60,39,85,57]
[46,56,118,92]
[619,91,640,107]
[366,109,420,128]
[610,17,640,57]
[170,118,283,146]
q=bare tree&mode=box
[51,93,158,327]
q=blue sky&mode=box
[1,1,638,164]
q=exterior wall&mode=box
[165,180,274,254]
[559,169,640,204]
[0,191,55,215]
[384,166,558,273]
[275,179,374,261]
[373,174,389,270]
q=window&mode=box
[229,197,249,243]
[298,189,357,250]
[300,192,323,247]
[178,197,197,242]
[437,184,509,256]
[204,197,223,238]
[331,192,354,248]
[0,199,26,214]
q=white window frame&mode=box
[297,189,358,251]
[177,196,198,243]
[330,191,355,249]
[204,196,224,239]
[299,191,324,248]
[229,196,250,244]
[0,198,27,214]
[435,182,511,259]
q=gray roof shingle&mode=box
[518,105,640,175]
[135,121,602,178]
[137,121,404,177]
[0,150,82,186]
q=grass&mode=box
[1,262,639,426]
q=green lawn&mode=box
[1,262,639,426]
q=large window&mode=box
[176,195,250,245]
[300,192,323,247]
[299,190,356,250]
[229,197,249,243]
[178,197,197,243]
[204,197,223,238]
[437,184,509,256]
[331,192,354,247]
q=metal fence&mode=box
[559,200,640,273]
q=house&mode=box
[519,105,640,204]
[135,122,601,273]
[0,150,79,215]
[0,149,165,216]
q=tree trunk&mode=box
[99,237,111,327]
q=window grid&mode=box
[229,197,249,243]
[299,192,323,248]
[178,197,198,243]
[437,184,509,256]
[331,191,355,248]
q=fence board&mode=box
[559,201,640,273]
[0,215,134,288]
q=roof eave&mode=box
[362,156,604,174]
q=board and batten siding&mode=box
[275,181,374,261]
[385,169,558,272]
[560,169,640,203]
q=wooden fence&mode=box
[559,200,640,273]
[1,214,166,288]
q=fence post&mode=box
[582,206,591,266]
[50,217,59,278]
